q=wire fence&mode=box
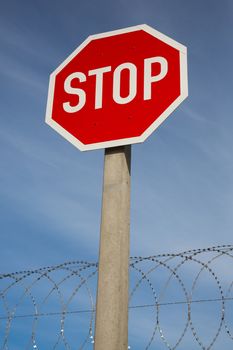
[1,245,233,349]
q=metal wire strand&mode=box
[1,245,233,349]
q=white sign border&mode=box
[45,24,188,151]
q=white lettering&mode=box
[113,63,137,104]
[63,56,168,112]
[63,72,86,113]
[144,57,168,100]
[88,66,111,109]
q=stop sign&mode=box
[45,24,188,151]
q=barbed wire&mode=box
[1,245,233,349]
[1,296,233,320]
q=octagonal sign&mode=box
[45,24,188,151]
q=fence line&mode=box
[1,245,233,349]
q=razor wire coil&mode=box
[1,245,233,349]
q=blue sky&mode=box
[1,0,233,269]
[0,0,233,348]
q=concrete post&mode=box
[94,145,131,350]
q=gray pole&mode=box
[94,145,131,350]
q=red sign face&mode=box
[46,24,188,151]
